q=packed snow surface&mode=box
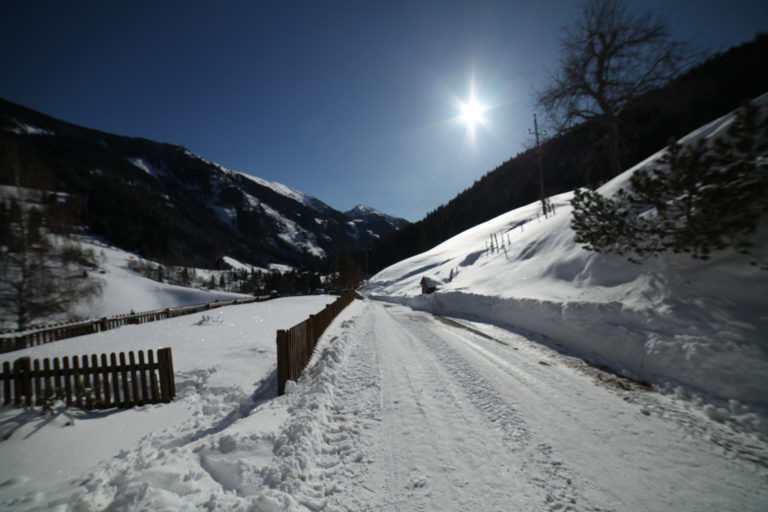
[2,299,766,510]
[366,96,768,425]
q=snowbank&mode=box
[366,97,768,413]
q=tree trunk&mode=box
[608,120,622,177]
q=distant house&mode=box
[420,276,439,294]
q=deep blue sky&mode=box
[1,1,766,221]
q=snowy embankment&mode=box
[365,98,768,424]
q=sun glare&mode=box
[439,78,499,148]
[460,99,484,126]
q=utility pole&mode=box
[528,114,548,216]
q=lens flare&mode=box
[460,99,484,126]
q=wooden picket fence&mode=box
[276,290,359,395]
[0,296,267,354]
[1,348,175,409]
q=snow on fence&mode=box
[0,296,267,354]
[1,348,175,409]
[276,290,358,396]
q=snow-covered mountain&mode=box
[344,204,409,246]
[366,94,768,420]
[0,98,408,270]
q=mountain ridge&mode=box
[0,97,408,271]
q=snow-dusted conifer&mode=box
[571,100,768,264]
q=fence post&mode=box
[100,353,111,407]
[13,357,32,406]
[276,330,289,396]
[157,348,175,403]
[119,353,130,407]
[2,361,11,405]
[138,351,149,404]
[101,317,108,332]
[307,314,315,358]
[129,352,139,405]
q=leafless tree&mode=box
[537,0,688,177]
[0,173,103,330]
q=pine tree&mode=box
[571,100,768,264]
[179,267,190,285]
[333,244,361,290]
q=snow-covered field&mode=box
[72,240,250,320]
[365,96,768,436]
[0,295,337,510]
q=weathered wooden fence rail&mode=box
[1,348,175,409]
[0,296,267,354]
[276,290,359,396]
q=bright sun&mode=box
[460,99,484,126]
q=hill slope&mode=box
[368,34,768,274]
[365,95,768,428]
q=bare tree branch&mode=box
[537,0,689,177]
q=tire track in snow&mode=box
[363,302,595,511]
[394,307,590,511]
[372,309,479,510]
[429,311,768,473]
[384,304,768,511]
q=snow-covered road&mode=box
[6,298,766,511]
[286,300,767,511]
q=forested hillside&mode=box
[0,101,407,271]
[368,34,768,273]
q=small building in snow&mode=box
[420,276,439,295]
